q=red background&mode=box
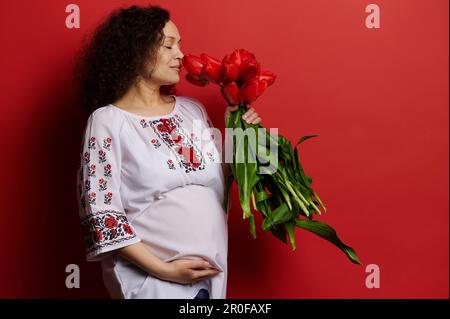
[0,0,448,298]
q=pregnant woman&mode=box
[75,5,262,299]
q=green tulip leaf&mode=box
[285,220,297,251]
[295,219,362,265]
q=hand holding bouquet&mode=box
[182,49,361,265]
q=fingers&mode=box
[192,269,222,283]
[179,260,223,284]
[189,260,211,270]
[242,107,262,124]
[187,259,222,273]
[249,115,261,124]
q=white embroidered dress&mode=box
[76,95,229,299]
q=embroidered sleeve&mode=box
[76,109,141,262]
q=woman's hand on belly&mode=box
[159,259,223,285]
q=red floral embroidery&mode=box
[149,116,205,173]
[140,119,149,128]
[206,151,215,163]
[156,123,169,133]
[160,118,176,132]
[87,164,96,177]
[103,137,112,151]
[122,224,134,235]
[81,210,137,256]
[171,131,183,143]
[88,137,96,150]
[104,192,113,205]
[104,164,112,177]
[88,192,96,205]
[174,114,183,122]
[83,152,90,165]
[98,150,106,163]
[104,215,118,229]
[98,178,107,191]
[167,159,175,170]
[93,229,102,242]
[151,138,161,149]
[176,145,201,169]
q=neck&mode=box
[118,78,165,109]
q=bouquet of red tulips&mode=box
[182,49,361,265]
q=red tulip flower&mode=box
[239,71,277,104]
[185,73,208,87]
[220,81,241,106]
[182,54,205,77]
[258,71,277,87]
[239,76,268,104]
[182,49,276,106]
[182,53,225,87]
[226,49,261,83]
[221,56,239,83]
[200,53,224,85]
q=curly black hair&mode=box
[74,4,176,115]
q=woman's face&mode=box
[149,20,184,86]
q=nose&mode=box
[175,47,184,60]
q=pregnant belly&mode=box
[131,184,228,271]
